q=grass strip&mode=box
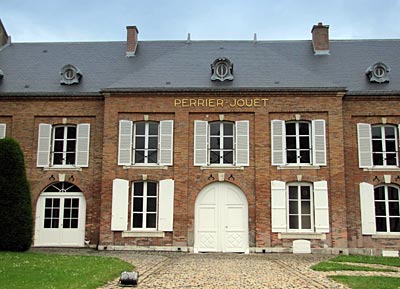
[331,255,400,267]
[329,276,400,289]
[311,261,396,272]
[0,251,133,289]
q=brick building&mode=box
[0,20,399,255]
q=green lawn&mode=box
[312,255,400,289]
[0,251,133,289]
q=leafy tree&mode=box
[0,137,33,251]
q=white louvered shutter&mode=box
[118,120,133,165]
[357,123,373,168]
[271,180,287,232]
[312,120,327,166]
[359,182,376,235]
[159,120,174,166]
[271,120,285,166]
[194,120,208,166]
[158,179,175,231]
[313,181,330,233]
[37,124,52,167]
[111,179,129,231]
[235,120,249,166]
[0,124,6,139]
[76,124,90,167]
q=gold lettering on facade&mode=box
[174,98,269,108]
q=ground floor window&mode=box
[288,183,313,231]
[375,185,400,233]
[132,181,158,229]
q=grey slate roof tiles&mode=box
[0,39,399,95]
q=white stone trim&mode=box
[122,231,165,238]
[278,165,321,170]
[123,165,168,170]
[278,233,326,240]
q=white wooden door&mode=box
[34,192,86,247]
[195,182,249,253]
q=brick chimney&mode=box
[311,22,329,55]
[0,19,10,48]
[126,26,139,57]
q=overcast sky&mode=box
[1,0,400,42]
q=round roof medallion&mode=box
[366,62,390,83]
[211,57,234,81]
[60,64,82,85]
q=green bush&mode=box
[0,137,33,251]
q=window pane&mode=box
[223,137,233,149]
[372,126,382,138]
[67,127,76,139]
[72,199,79,207]
[66,153,75,165]
[224,123,233,135]
[148,137,158,149]
[133,197,143,211]
[71,208,78,218]
[132,213,143,228]
[289,201,298,214]
[135,137,145,149]
[386,154,397,166]
[210,123,220,136]
[375,187,385,200]
[53,198,60,207]
[390,218,400,232]
[375,202,386,216]
[210,137,220,149]
[285,123,295,135]
[45,198,53,208]
[52,219,59,228]
[301,216,311,229]
[376,217,387,232]
[389,202,399,216]
[146,214,157,228]
[63,219,70,229]
[373,153,383,166]
[44,219,51,228]
[389,187,399,200]
[301,201,311,214]
[301,186,310,199]
[147,198,157,212]
[54,127,64,139]
[286,137,296,149]
[289,186,298,199]
[385,126,395,138]
[70,219,78,228]
[300,151,310,163]
[223,151,233,164]
[210,150,219,164]
[54,140,64,152]
[289,216,298,229]
[299,123,309,135]
[64,198,71,207]
[134,182,144,196]
[147,182,157,196]
[386,140,396,152]
[135,151,145,163]
[148,123,158,135]
[135,123,145,135]
[372,140,382,152]
[147,150,158,163]
[299,137,310,149]
[64,209,71,218]
[286,151,296,164]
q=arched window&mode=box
[375,184,400,233]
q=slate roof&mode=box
[0,38,400,95]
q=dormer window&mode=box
[366,62,390,83]
[60,64,82,85]
[211,57,234,81]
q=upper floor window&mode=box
[271,119,326,166]
[194,120,249,167]
[118,120,174,166]
[271,180,329,233]
[359,182,400,235]
[357,123,399,168]
[37,123,90,168]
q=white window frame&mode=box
[371,125,399,167]
[374,184,400,234]
[209,121,235,165]
[133,121,159,165]
[0,123,6,139]
[131,181,158,231]
[52,125,77,167]
[287,182,314,233]
[285,121,312,165]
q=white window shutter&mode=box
[359,182,376,235]
[158,179,174,231]
[357,123,373,168]
[76,124,90,167]
[118,120,133,165]
[37,124,52,167]
[111,178,129,231]
[313,181,330,233]
[159,120,174,166]
[235,120,249,166]
[312,120,327,166]
[194,120,208,166]
[0,124,6,139]
[271,180,287,232]
[271,120,285,166]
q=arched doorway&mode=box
[34,182,86,247]
[194,182,249,253]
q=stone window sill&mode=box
[363,167,400,172]
[278,165,321,170]
[123,165,168,170]
[371,234,400,239]
[122,231,165,238]
[278,233,326,240]
[43,167,82,171]
[201,166,244,170]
